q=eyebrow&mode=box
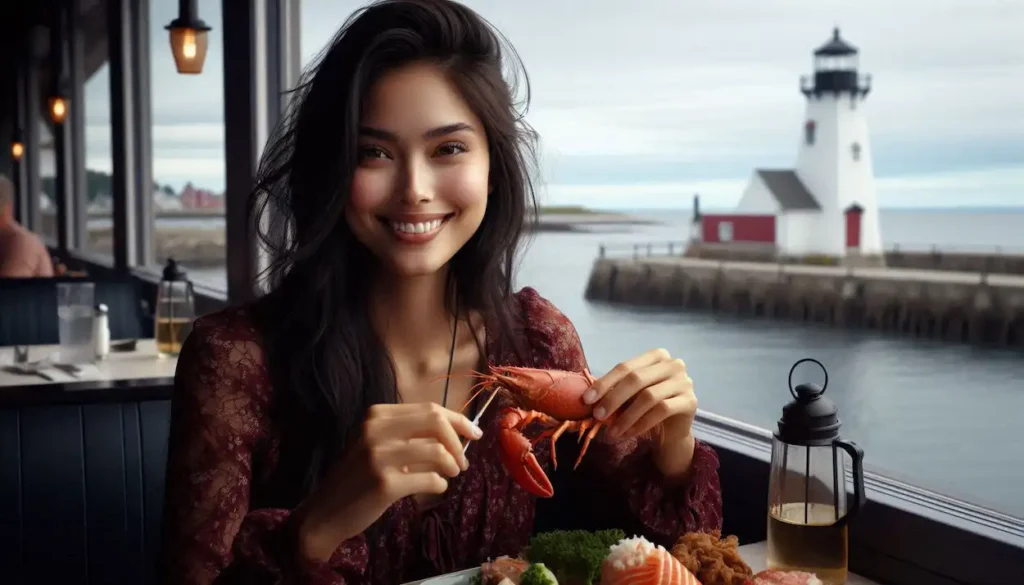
[358,122,474,141]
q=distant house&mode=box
[180,183,225,209]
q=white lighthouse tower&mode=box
[794,28,884,262]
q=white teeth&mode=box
[389,218,444,234]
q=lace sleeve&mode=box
[517,288,724,547]
[159,310,367,585]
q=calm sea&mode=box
[180,208,1024,518]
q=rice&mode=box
[604,536,663,570]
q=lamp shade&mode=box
[166,14,211,75]
[11,141,24,161]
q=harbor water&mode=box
[186,208,1024,518]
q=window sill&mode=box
[693,410,1024,585]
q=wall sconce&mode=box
[166,0,212,74]
[48,80,70,125]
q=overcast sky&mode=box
[83,0,1023,209]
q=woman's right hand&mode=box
[294,402,484,562]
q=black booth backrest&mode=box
[0,277,153,346]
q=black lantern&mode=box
[166,0,212,74]
[765,358,866,584]
[155,258,196,356]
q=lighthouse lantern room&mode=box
[696,28,885,265]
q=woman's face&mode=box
[346,62,490,278]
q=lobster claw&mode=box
[497,411,554,498]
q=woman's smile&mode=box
[380,211,458,245]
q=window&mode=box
[37,120,59,242]
[148,0,226,290]
[292,4,1024,582]
[84,63,113,257]
[718,221,734,242]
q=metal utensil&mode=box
[463,388,500,455]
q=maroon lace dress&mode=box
[159,287,723,585]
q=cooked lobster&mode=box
[459,365,613,498]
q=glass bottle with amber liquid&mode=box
[767,359,866,585]
[155,258,196,357]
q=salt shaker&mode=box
[93,303,110,360]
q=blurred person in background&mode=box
[0,173,54,278]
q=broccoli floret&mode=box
[520,563,559,585]
[468,573,483,585]
[525,529,625,585]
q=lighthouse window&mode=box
[718,221,734,242]
[852,142,861,161]
[804,120,816,145]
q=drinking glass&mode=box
[57,282,96,364]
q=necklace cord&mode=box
[441,297,458,409]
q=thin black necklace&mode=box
[441,310,458,408]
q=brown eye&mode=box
[360,146,390,160]
[436,142,467,156]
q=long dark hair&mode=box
[248,0,539,502]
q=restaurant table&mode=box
[0,339,177,406]
[738,541,881,584]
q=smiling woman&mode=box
[157,1,721,585]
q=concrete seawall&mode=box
[585,257,1024,347]
[686,242,1024,276]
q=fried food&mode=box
[669,531,753,585]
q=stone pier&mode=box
[585,256,1024,347]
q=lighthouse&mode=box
[794,27,883,260]
[698,28,885,266]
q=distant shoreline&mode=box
[68,205,1024,221]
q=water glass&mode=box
[57,282,96,364]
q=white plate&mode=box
[402,567,481,585]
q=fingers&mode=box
[609,379,679,437]
[584,348,671,407]
[381,468,450,499]
[366,403,482,469]
[627,393,696,441]
[371,438,463,478]
[594,358,684,422]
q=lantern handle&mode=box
[788,357,828,401]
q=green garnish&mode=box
[524,529,625,585]
[520,563,559,585]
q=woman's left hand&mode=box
[583,348,698,475]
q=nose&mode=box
[399,156,434,204]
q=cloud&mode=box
[81,0,1021,204]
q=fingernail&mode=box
[607,426,620,439]
[461,456,470,471]
[583,390,597,404]
[471,424,483,438]
[593,406,607,420]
